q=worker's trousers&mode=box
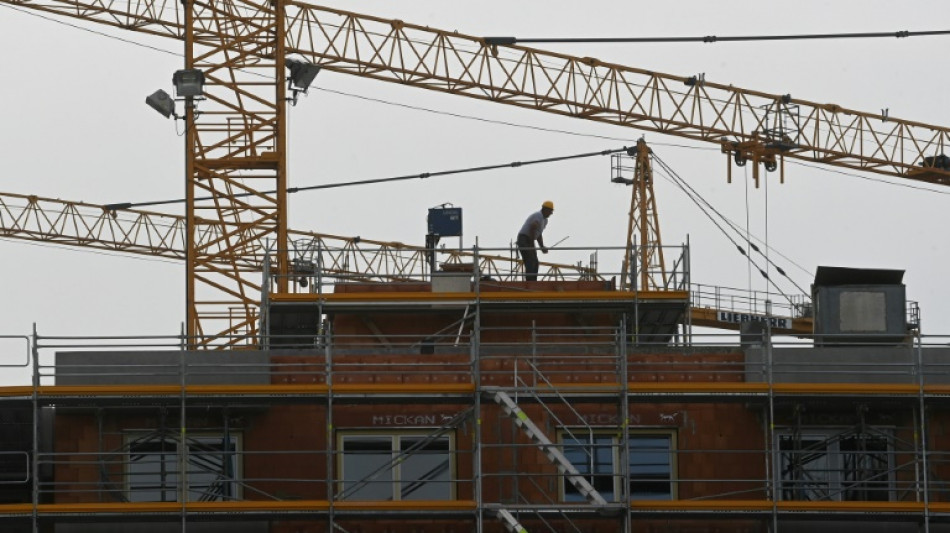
[516,233,539,281]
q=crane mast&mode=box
[617,140,668,292]
[3,0,950,345]
[183,1,290,347]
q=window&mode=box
[561,431,675,502]
[777,430,892,501]
[127,434,241,502]
[338,431,454,501]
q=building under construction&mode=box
[2,2,950,533]
[1,241,948,533]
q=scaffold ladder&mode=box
[496,508,529,533]
[490,390,608,506]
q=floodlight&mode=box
[172,68,205,98]
[286,58,321,92]
[145,89,176,119]
[684,73,705,87]
[924,154,950,170]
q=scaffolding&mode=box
[0,251,945,533]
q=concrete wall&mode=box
[745,346,950,384]
[55,351,270,386]
[59,345,950,388]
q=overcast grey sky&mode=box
[1,0,948,384]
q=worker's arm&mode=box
[537,234,548,254]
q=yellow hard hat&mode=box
[542,200,554,211]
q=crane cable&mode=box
[650,155,811,281]
[485,29,950,45]
[650,153,809,302]
[9,3,944,47]
[653,158,808,301]
[653,153,807,293]
[103,146,632,211]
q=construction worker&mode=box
[516,201,554,281]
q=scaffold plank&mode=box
[273,290,688,305]
[0,500,479,516]
[2,381,947,399]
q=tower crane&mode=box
[0,192,594,283]
[1,1,948,346]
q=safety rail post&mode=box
[684,237,692,346]
[317,241,324,330]
[765,300,778,533]
[619,317,632,529]
[912,331,922,504]
[180,331,187,531]
[472,244,480,296]
[473,252,484,533]
[222,407,232,502]
[181,316,189,528]
[31,324,38,533]
[96,408,103,503]
[261,251,271,350]
[913,396,922,505]
[759,372,772,520]
[917,330,931,533]
[326,319,335,532]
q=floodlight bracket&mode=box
[285,58,321,106]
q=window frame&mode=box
[125,432,242,503]
[775,428,895,502]
[558,428,676,502]
[336,429,456,501]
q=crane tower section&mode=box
[178,2,291,348]
[614,140,669,292]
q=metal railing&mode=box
[19,329,950,388]
[266,243,691,293]
[689,283,808,321]
[3,326,950,529]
